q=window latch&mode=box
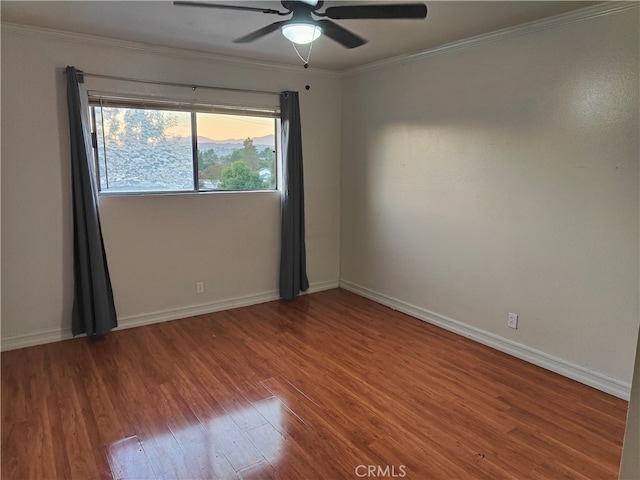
[91,132,98,149]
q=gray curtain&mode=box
[279,91,309,299]
[66,66,117,336]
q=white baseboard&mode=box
[305,279,341,294]
[339,279,631,400]
[116,279,339,331]
[0,327,75,352]
[0,279,340,352]
[117,289,281,331]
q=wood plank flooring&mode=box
[1,289,629,479]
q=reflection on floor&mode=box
[108,397,284,478]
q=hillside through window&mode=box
[90,100,278,194]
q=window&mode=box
[90,96,279,194]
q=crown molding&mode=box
[1,1,635,78]
[344,1,638,77]
[0,22,341,78]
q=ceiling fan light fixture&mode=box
[281,23,322,44]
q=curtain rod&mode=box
[65,71,281,96]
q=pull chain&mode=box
[291,25,320,68]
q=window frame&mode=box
[88,93,281,196]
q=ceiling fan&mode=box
[173,0,428,49]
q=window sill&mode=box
[98,189,280,198]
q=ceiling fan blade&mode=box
[316,19,366,49]
[324,3,427,20]
[173,1,282,15]
[233,21,288,43]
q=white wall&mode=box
[1,25,342,349]
[340,6,639,396]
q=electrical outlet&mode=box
[196,282,205,294]
[508,312,518,329]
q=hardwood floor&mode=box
[1,289,629,479]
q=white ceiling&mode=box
[1,1,601,71]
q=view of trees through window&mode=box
[196,112,276,191]
[92,105,277,194]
